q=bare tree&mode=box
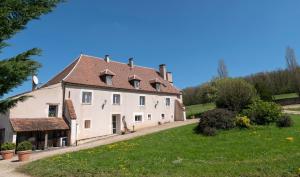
[285,46,300,95]
[286,46,298,71]
[217,59,228,78]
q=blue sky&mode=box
[3,0,300,96]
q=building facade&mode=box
[0,54,186,149]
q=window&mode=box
[106,75,113,85]
[82,91,92,104]
[84,120,91,129]
[166,98,171,106]
[135,115,143,122]
[133,80,140,89]
[147,114,152,120]
[139,96,145,106]
[48,105,58,117]
[156,83,161,91]
[161,114,165,119]
[113,94,121,105]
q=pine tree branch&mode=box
[0,95,30,114]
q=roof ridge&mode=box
[42,55,81,87]
[81,54,159,71]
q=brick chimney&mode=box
[166,72,173,84]
[104,55,110,63]
[159,64,167,80]
[128,58,134,68]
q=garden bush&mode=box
[235,116,251,129]
[242,99,282,125]
[17,141,32,151]
[215,78,257,112]
[1,142,16,151]
[202,127,217,136]
[276,114,293,127]
[197,108,236,135]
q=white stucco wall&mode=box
[65,85,180,141]
[10,83,63,118]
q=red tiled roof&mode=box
[65,100,77,120]
[44,55,181,94]
[149,78,164,84]
[10,118,69,132]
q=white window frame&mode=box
[133,113,144,123]
[81,90,93,105]
[147,114,152,120]
[165,97,171,107]
[133,80,140,89]
[112,92,121,105]
[48,104,59,117]
[106,75,113,85]
[139,95,146,106]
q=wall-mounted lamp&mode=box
[102,99,107,109]
[155,100,159,108]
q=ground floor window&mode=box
[162,114,165,119]
[48,104,58,117]
[147,114,152,120]
[135,115,143,122]
[84,120,91,129]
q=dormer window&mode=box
[106,75,112,86]
[150,78,163,92]
[100,69,116,86]
[129,75,142,89]
[156,83,161,91]
[133,80,140,89]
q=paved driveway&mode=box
[0,119,198,177]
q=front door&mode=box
[0,129,5,144]
[112,115,117,134]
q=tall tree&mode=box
[0,0,62,113]
[217,59,228,78]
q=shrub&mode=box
[1,142,16,151]
[276,114,293,127]
[235,116,251,129]
[17,141,32,151]
[202,127,217,136]
[197,108,236,135]
[242,99,282,125]
[215,78,257,112]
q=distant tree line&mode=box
[183,47,300,106]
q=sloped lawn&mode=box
[19,116,300,177]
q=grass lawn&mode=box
[273,93,299,100]
[20,116,300,177]
[186,103,215,117]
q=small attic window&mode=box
[100,69,115,86]
[133,80,140,89]
[155,83,161,91]
[106,75,113,86]
[129,75,141,89]
[150,78,162,92]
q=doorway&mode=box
[0,129,4,144]
[112,114,121,134]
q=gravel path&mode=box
[0,119,198,177]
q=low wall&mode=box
[274,97,300,106]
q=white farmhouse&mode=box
[0,54,186,149]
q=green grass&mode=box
[273,93,299,100]
[19,116,300,177]
[186,103,215,117]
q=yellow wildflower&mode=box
[286,137,294,141]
